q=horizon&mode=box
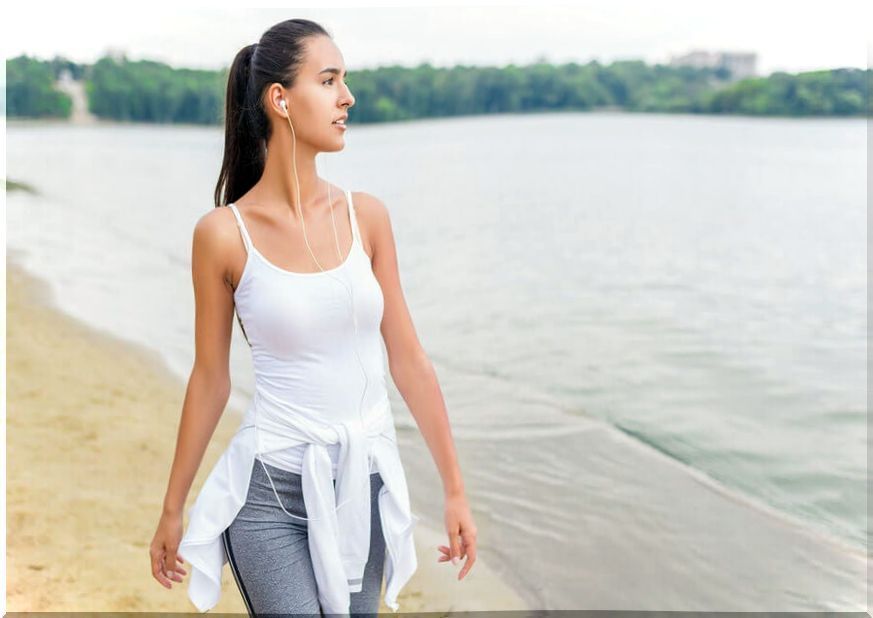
[8,49,870,78]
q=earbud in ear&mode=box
[280,100,288,110]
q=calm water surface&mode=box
[7,111,866,610]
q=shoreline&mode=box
[5,257,528,612]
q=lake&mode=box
[6,110,866,610]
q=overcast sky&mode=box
[4,2,871,76]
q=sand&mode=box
[5,258,528,613]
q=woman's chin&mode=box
[326,139,346,152]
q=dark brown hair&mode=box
[213,18,331,208]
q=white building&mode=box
[669,50,757,80]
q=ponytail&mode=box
[214,44,263,208]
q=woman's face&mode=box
[269,35,355,153]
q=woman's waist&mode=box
[255,446,379,480]
[250,371,388,411]
[243,390,396,446]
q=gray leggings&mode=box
[221,457,386,617]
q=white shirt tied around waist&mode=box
[177,388,419,615]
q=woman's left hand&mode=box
[438,491,478,580]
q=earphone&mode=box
[254,94,369,521]
[276,96,343,275]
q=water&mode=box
[6,111,866,610]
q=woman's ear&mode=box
[268,85,288,116]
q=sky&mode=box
[4,2,871,76]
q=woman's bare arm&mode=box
[161,209,238,517]
[359,192,463,497]
[358,191,477,579]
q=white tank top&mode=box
[180,190,418,613]
[227,190,384,476]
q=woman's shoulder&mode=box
[350,190,390,229]
[195,204,244,247]
[192,205,248,282]
[349,191,396,259]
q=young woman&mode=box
[148,18,477,616]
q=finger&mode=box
[438,542,467,565]
[448,529,462,565]
[165,549,179,578]
[458,530,477,579]
[458,544,477,580]
[453,532,467,562]
[150,549,169,587]
[460,528,476,553]
[151,552,173,589]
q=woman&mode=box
[148,18,477,616]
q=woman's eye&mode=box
[323,78,334,85]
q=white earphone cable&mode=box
[254,98,370,522]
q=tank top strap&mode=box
[346,190,362,245]
[227,203,253,253]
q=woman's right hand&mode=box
[150,511,188,589]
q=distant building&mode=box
[104,46,127,63]
[669,50,757,80]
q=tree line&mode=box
[6,53,870,123]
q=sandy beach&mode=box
[6,257,528,613]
